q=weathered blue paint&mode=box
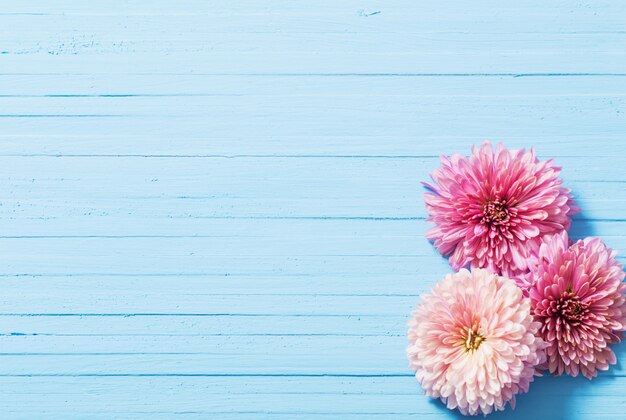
[1,1,625,418]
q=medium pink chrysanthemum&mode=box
[424,141,578,289]
[407,268,545,416]
[529,232,626,379]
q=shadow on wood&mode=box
[569,209,597,240]
[428,339,626,419]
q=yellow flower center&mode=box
[464,327,485,352]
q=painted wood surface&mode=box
[1,1,625,418]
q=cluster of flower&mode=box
[407,142,626,416]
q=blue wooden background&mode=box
[1,1,625,418]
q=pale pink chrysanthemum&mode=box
[407,268,545,416]
[529,231,626,379]
[424,141,578,289]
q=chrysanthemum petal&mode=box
[529,233,626,378]
[407,269,545,416]
[424,141,577,289]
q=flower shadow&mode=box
[428,339,626,419]
[429,374,614,420]
[569,210,597,241]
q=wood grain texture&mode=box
[1,1,625,418]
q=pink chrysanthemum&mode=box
[529,232,626,379]
[407,268,545,416]
[424,141,578,288]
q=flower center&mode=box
[464,327,485,352]
[556,292,588,324]
[482,199,510,226]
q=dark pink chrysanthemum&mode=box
[424,141,578,288]
[529,231,626,379]
[407,269,545,416]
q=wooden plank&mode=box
[1,93,625,121]
[0,314,403,336]
[2,156,624,184]
[3,30,625,55]
[1,184,623,220]
[1,157,624,220]
[2,54,626,76]
[1,74,625,97]
[0,333,623,376]
[1,0,624,28]
[1,216,624,238]
[0,376,625,419]
[1,134,623,159]
[0,107,622,145]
